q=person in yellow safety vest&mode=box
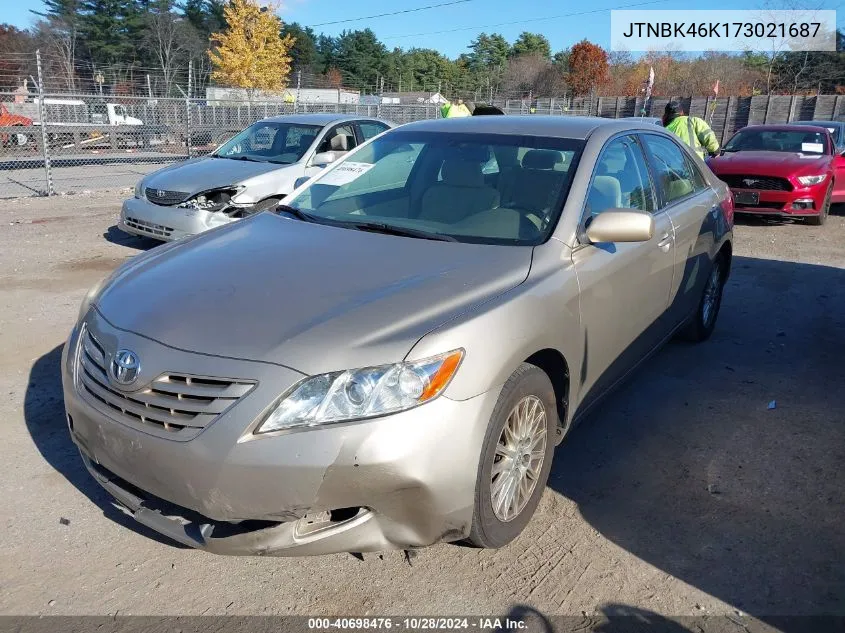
[440,98,472,118]
[662,100,720,159]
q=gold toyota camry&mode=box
[63,115,733,556]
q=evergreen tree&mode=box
[334,29,386,91]
[280,22,318,72]
[510,32,551,60]
[79,0,144,67]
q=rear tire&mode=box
[681,255,726,343]
[468,363,556,549]
[806,184,832,226]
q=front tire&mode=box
[681,255,726,342]
[468,363,556,549]
[806,183,832,226]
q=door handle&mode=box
[657,233,673,251]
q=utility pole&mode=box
[35,50,54,196]
[146,74,153,99]
[185,60,193,158]
[295,70,302,113]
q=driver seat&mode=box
[419,159,500,224]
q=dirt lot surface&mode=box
[0,190,843,623]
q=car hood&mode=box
[95,214,532,375]
[709,151,830,176]
[144,157,297,196]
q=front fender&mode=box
[406,241,583,420]
[233,167,303,203]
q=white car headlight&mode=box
[797,174,827,186]
[256,349,464,433]
[134,179,144,199]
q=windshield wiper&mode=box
[346,221,458,242]
[216,155,264,162]
[275,204,318,223]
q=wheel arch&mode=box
[524,348,570,437]
[717,238,733,280]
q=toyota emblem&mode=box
[110,349,140,385]
[157,189,166,198]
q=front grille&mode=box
[76,327,255,435]
[145,187,189,205]
[720,175,792,191]
[125,216,174,238]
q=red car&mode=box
[707,124,845,225]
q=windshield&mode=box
[723,129,830,155]
[215,121,323,164]
[284,130,583,245]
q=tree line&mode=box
[0,0,842,99]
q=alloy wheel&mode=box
[702,263,722,328]
[490,395,548,522]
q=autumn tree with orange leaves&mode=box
[567,40,609,95]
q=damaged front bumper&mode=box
[119,197,240,242]
[61,319,498,556]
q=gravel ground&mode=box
[0,190,843,624]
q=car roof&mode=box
[740,124,833,133]
[259,113,385,126]
[793,120,842,127]
[396,115,657,140]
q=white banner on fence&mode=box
[610,10,837,52]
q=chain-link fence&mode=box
[2,89,843,198]
[0,91,445,197]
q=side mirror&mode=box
[585,210,655,244]
[294,176,310,189]
[312,151,337,167]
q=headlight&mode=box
[797,174,827,186]
[78,278,107,323]
[134,180,144,199]
[256,349,464,433]
[177,187,240,212]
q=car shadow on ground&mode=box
[492,603,737,632]
[23,345,187,548]
[494,604,829,632]
[549,255,844,625]
[102,224,159,251]
[734,202,845,226]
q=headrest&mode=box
[441,159,485,187]
[522,149,562,170]
[451,144,491,163]
[298,135,316,148]
[330,134,352,151]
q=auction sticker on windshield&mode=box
[801,143,824,154]
[320,162,374,186]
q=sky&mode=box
[3,0,843,58]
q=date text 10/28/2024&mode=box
[307,618,528,631]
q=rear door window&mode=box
[641,134,698,207]
[358,121,390,141]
